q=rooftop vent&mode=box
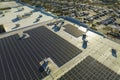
[18,32,30,40]
[0,24,6,33]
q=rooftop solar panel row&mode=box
[58,56,120,80]
[63,24,84,38]
[0,26,82,80]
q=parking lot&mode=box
[74,4,120,43]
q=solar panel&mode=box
[0,26,82,80]
[63,24,84,38]
[58,56,120,80]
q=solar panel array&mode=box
[58,56,120,80]
[0,26,82,80]
[63,24,84,38]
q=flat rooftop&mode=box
[0,2,54,32]
[44,20,120,80]
[1,2,120,80]
[0,1,19,8]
